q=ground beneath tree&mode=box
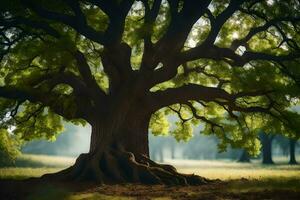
[0,178,300,200]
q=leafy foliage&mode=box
[0,129,20,167]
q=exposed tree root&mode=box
[41,150,209,185]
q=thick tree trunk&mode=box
[260,133,274,164]
[238,149,250,163]
[41,107,208,185]
[115,114,150,157]
[289,139,297,165]
[89,114,149,156]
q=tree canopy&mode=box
[1,0,300,155]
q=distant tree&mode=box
[274,135,290,157]
[0,129,20,167]
[183,134,218,160]
[149,135,165,162]
[22,124,87,156]
[260,132,275,164]
[216,146,241,160]
[289,138,298,165]
[238,149,250,163]
[169,139,176,160]
[1,0,300,184]
[150,146,164,162]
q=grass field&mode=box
[0,154,75,180]
[0,154,300,199]
[1,154,299,181]
[166,158,300,180]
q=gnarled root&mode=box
[41,150,209,185]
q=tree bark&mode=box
[89,113,150,156]
[238,149,250,163]
[260,133,274,164]
[289,139,297,165]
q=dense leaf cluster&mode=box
[0,129,20,166]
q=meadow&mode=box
[0,154,300,199]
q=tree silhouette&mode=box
[260,132,274,164]
[289,138,298,164]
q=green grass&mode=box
[166,159,300,180]
[1,154,300,181]
[1,154,300,199]
[0,154,74,180]
[15,154,75,168]
[227,177,300,192]
[0,167,64,180]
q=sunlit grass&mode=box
[0,154,299,182]
[166,159,300,180]
[179,167,300,180]
[15,154,75,168]
[0,155,300,199]
[0,154,74,180]
[0,167,63,180]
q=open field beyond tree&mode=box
[0,154,299,199]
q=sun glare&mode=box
[267,0,274,5]
[232,32,239,39]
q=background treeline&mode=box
[1,124,299,166]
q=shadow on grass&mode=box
[0,179,134,200]
[1,178,300,200]
[27,184,70,200]
[227,177,300,192]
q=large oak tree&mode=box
[1,0,300,184]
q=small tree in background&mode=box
[259,132,275,164]
[0,129,20,167]
[288,138,298,165]
[238,149,251,163]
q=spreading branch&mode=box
[180,44,300,67]
[21,0,106,44]
[0,85,88,120]
[73,50,107,100]
[203,0,245,45]
[150,84,234,110]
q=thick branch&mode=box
[32,72,90,96]
[204,0,245,45]
[0,17,61,38]
[73,50,107,97]
[145,0,211,71]
[102,43,133,93]
[150,83,274,111]
[140,0,163,71]
[0,86,80,120]
[231,13,300,50]
[104,0,134,44]
[22,0,106,44]
[180,44,300,67]
[150,84,233,110]
[85,0,117,16]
